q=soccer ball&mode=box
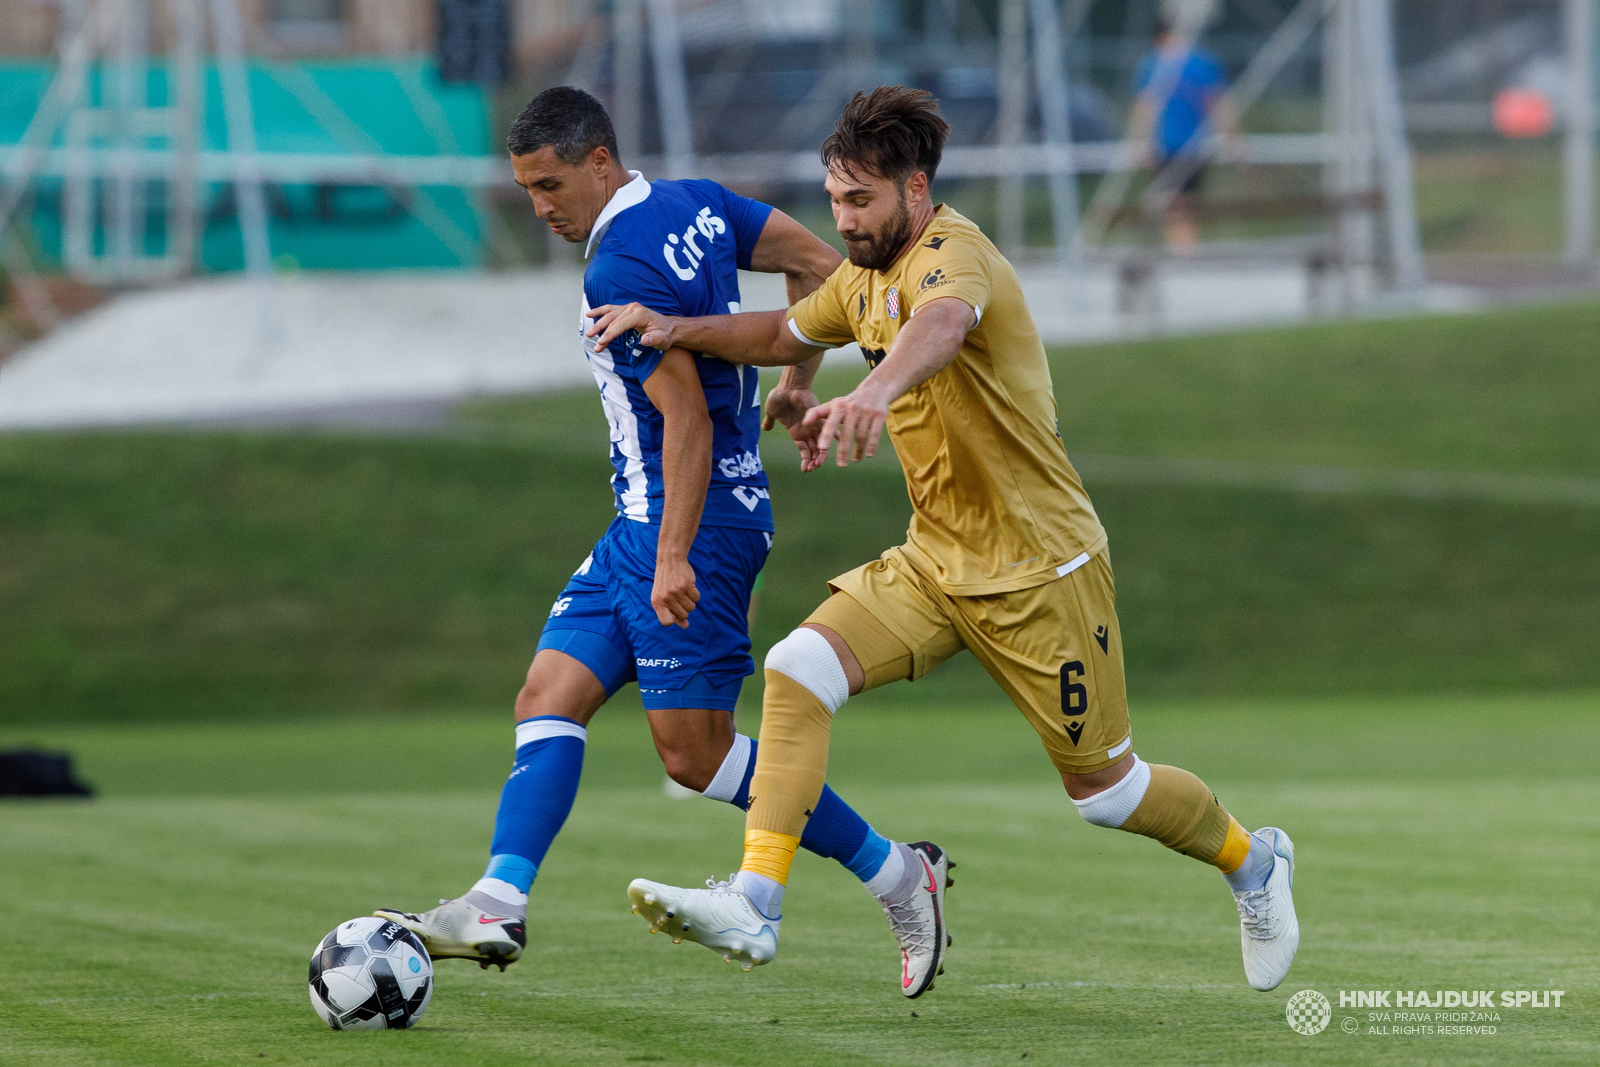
[308,917,433,1030]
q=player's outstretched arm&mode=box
[585,305,822,369]
[746,208,843,304]
[641,347,712,628]
[809,297,974,468]
[762,356,828,472]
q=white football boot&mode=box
[627,877,779,972]
[882,841,954,999]
[372,898,525,971]
[1233,827,1299,991]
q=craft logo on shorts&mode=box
[1286,989,1332,1035]
[886,286,900,319]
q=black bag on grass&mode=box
[0,749,94,797]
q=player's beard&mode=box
[844,191,914,271]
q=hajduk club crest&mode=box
[886,286,900,319]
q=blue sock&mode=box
[705,734,894,885]
[812,786,895,882]
[470,717,587,911]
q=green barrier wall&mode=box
[0,57,492,271]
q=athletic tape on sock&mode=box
[1214,818,1254,874]
[741,829,801,886]
[703,733,753,804]
[1072,754,1151,828]
[514,716,588,749]
[764,628,849,714]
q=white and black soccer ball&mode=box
[308,917,433,1030]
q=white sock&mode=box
[731,870,785,919]
[702,734,753,803]
[864,841,911,900]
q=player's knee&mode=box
[513,679,542,720]
[764,628,850,713]
[1070,754,1151,828]
[514,677,592,726]
[659,748,716,792]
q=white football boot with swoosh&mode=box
[883,841,954,999]
[372,898,525,971]
[1233,826,1299,991]
[627,877,779,971]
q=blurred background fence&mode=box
[0,0,1594,291]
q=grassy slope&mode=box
[465,295,1600,475]
[1,694,1595,1066]
[2,299,1599,723]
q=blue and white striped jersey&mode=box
[580,172,774,532]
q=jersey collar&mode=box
[878,202,947,275]
[585,170,652,259]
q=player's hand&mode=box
[652,553,700,628]
[805,383,891,468]
[761,386,826,471]
[586,302,678,353]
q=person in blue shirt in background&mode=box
[376,88,943,987]
[1129,7,1244,251]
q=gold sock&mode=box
[743,670,833,840]
[740,830,800,884]
[1118,764,1238,866]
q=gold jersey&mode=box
[788,205,1106,596]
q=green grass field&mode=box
[3,299,1598,1063]
[3,691,1597,1066]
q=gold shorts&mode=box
[808,546,1132,774]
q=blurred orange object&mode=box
[1492,88,1555,137]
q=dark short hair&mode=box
[821,86,950,185]
[506,86,619,163]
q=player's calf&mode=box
[375,714,587,972]
[633,628,956,996]
[1068,753,1299,990]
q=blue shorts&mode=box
[537,517,771,711]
